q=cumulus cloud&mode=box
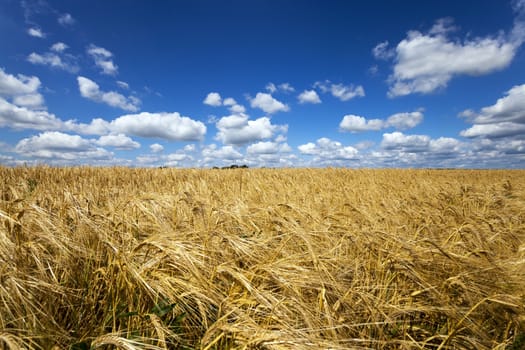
[297,90,321,104]
[298,137,359,161]
[58,13,75,26]
[0,68,41,96]
[429,137,463,154]
[265,83,277,94]
[223,97,236,106]
[279,83,295,93]
[203,92,222,106]
[0,97,62,130]
[64,111,206,142]
[87,44,118,75]
[385,111,424,130]
[222,97,246,113]
[460,122,525,138]
[249,93,290,114]
[339,111,423,132]
[314,81,365,101]
[27,42,79,73]
[77,76,140,111]
[266,82,295,94]
[247,141,291,154]
[109,112,206,141]
[331,84,365,101]
[380,132,430,152]
[229,104,246,113]
[94,133,140,150]
[64,118,111,135]
[460,83,525,138]
[16,131,90,152]
[205,94,246,113]
[382,12,525,97]
[28,52,79,73]
[0,68,46,111]
[15,131,113,161]
[12,93,44,108]
[27,27,45,38]
[51,42,68,52]
[215,113,287,145]
[340,115,384,132]
[463,84,525,124]
[150,143,164,153]
[372,41,395,60]
[202,144,243,161]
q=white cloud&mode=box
[385,15,525,97]
[247,141,290,154]
[77,76,140,111]
[117,81,129,89]
[184,144,196,152]
[278,83,295,93]
[27,27,45,38]
[314,81,365,101]
[58,13,75,26]
[385,111,424,130]
[249,92,290,114]
[429,137,463,154]
[298,142,316,155]
[331,83,365,101]
[463,84,525,124]
[87,44,118,75]
[372,41,394,60]
[297,90,321,104]
[12,93,44,108]
[27,52,79,73]
[265,82,295,94]
[229,104,246,113]
[0,68,41,96]
[223,97,236,106]
[340,115,384,132]
[65,118,111,135]
[65,111,206,142]
[165,152,192,163]
[0,68,48,121]
[202,144,243,160]
[150,143,164,153]
[50,42,68,52]
[203,92,222,106]
[15,131,113,161]
[222,97,246,113]
[110,112,206,141]
[95,133,140,150]
[298,138,359,163]
[460,84,525,138]
[339,111,423,133]
[16,131,91,152]
[380,132,430,152]
[265,83,277,94]
[460,122,525,138]
[28,42,78,73]
[0,97,62,130]
[216,114,248,129]
[215,114,287,145]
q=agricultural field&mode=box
[1,167,524,350]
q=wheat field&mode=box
[0,166,524,349]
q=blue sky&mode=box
[1,0,525,168]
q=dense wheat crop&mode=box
[0,167,524,349]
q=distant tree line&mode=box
[213,164,249,169]
[158,164,249,169]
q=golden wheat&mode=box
[0,166,524,349]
